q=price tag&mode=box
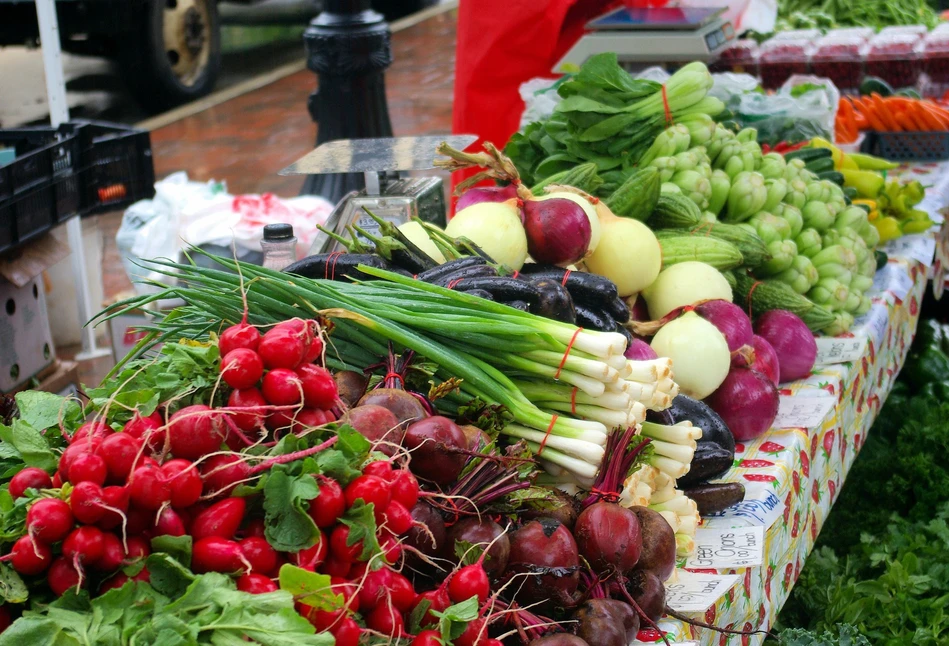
[686,527,764,569]
[870,263,914,302]
[703,485,785,529]
[773,395,836,429]
[853,303,889,347]
[665,570,741,613]
[813,336,867,365]
[882,234,936,267]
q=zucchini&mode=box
[784,148,832,164]
[860,76,893,97]
[733,272,836,331]
[817,170,845,186]
[605,167,661,221]
[648,192,703,228]
[655,233,744,271]
[843,186,858,200]
[805,157,835,174]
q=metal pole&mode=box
[35,0,110,359]
[299,0,394,203]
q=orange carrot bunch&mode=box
[838,95,949,141]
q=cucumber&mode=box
[859,76,894,97]
[805,157,835,174]
[843,186,858,200]
[817,171,845,186]
[653,232,744,271]
[648,192,703,228]
[733,272,836,332]
[895,87,922,99]
[784,148,832,164]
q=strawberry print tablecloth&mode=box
[639,168,948,646]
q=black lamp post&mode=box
[300,0,394,202]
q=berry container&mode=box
[923,29,949,84]
[878,25,929,41]
[710,40,759,75]
[768,29,822,44]
[866,32,922,89]
[759,37,813,89]
[824,27,874,43]
[811,34,868,92]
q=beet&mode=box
[574,599,639,646]
[358,389,428,429]
[505,518,579,610]
[520,489,579,531]
[403,502,445,566]
[402,416,468,486]
[338,405,403,457]
[573,502,641,574]
[528,636,589,646]
[629,506,676,581]
[334,371,368,407]
[625,569,666,622]
[460,425,491,452]
[445,517,510,579]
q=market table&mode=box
[642,164,949,646]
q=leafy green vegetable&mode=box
[433,596,480,643]
[263,466,321,553]
[277,565,340,611]
[769,624,870,645]
[339,500,382,562]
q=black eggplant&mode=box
[574,304,616,332]
[683,482,746,515]
[416,256,486,282]
[283,253,392,281]
[518,264,619,304]
[459,288,494,301]
[667,394,735,454]
[678,444,735,488]
[504,300,531,312]
[450,277,541,305]
[432,264,498,287]
[530,278,577,324]
[604,296,630,323]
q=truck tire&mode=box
[120,0,221,110]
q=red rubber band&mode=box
[570,387,578,415]
[325,251,344,280]
[746,280,764,318]
[661,85,672,126]
[384,372,404,385]
[537,414,558,455]
[555,327,584,380]
[561,269,571,287]
[590,487,621,503]
[413,274,418,280]
[446,278,462,290]
[512,270,519,279]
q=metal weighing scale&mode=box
[280,135,477,255]
[554,4,734,74]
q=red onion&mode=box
[753,310,817,383]
[630,297,650,323]
[695,300,753,352]
[456,185,520,214]
[705,366,779,441]
[625,338,658,361]
[523,196,593,266]
[749,336,779,386]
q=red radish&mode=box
[227,387,268,431]
[26,498,73,543]
[161,459,203,509]
[329,525,362,562]
[96,486,129,530]
[167,405,227,460]
[344,475,391,518]
[59,443,92,479]
[413,588,450,627]
[379,533,403,564]
[125,536,150,561]
[192,537,249,574]
[99,572,130,593]
[51,471,63,488]
[261,369,304,406]
[331,616,361,646]
[321,556,351,578]
[219,322,261,356]
[308,476,345,528]
[388,570,417,611]
[62,526,106,566]
[70,481,106,524]
[9,467,52,498]
[155,508,187,537]
[382,500,413,535]
[412,630,443,646]
[357,567,394,610]
[301,606,343,632]
[128,466,170,510]
[93,532,125,571]
[389,470,420,509]
[200,454,252,498]
[330,577,360,612]
[258,328,306,370]
[70,421,111,445]
[362,460,393,480]
[236,573,278,594]
[239,537,278,574]
[123,412,164,451]
[244,518,266,538]
[48,557,81,596]
[455,618,487,646]
[574,502,642,574]
[220,348,265,389]
[296,408,329,429]
[293,534,328,571]
[124,507,153,536]
[449,562,490,603]
[98,433,144,483]
[365,600,406,637]
[297,364,338,409]
[191,497,246,540]
[9,535,52,575]
[68,453,107,486]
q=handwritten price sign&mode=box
[703,488,784,529]
[814,336,867,365]
[665,570,741,613]
[774,395,837,429]
[686,527,765,569]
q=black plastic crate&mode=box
[74,121,155,216]
[860,130,949,162]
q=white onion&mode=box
[445,199,528,269]
[642,261,733,320]
[650,311,730,399]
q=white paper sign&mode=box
[773,395,837,429]
[702,485,785,529]
[686,527,765,569]
[814,335,867,365]
[871,263,914,302]
[882,234,936,267]
[665,570,741,613]
[853,302,889,347]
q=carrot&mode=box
[854,111,870,129]
[894,110,917,132]
[871,93,901,131]
[920,102,949,130]
[838,98,858,135]
[863,105,888,132]
[886,98,927,130]
[851,96,872,113]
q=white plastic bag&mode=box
[518,77,563,129]
[680,0,777,34]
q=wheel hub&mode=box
[162,0,212,87]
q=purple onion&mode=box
[456,185,519,213]
[625,338,658,361]
[705,367,779,441]
[750,336,779,386]
[753,310,817,383]
[630,297,650,323]
[694,300,753,352]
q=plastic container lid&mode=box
[263,223,295,241]
[717,40,759,64]
[878,25,929,40]
[760,37,814,63]
[825,27,875,42]
[812,33,869,61]
[867,32,923,60]
[924,29,949,54]
[768,29,822,43]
